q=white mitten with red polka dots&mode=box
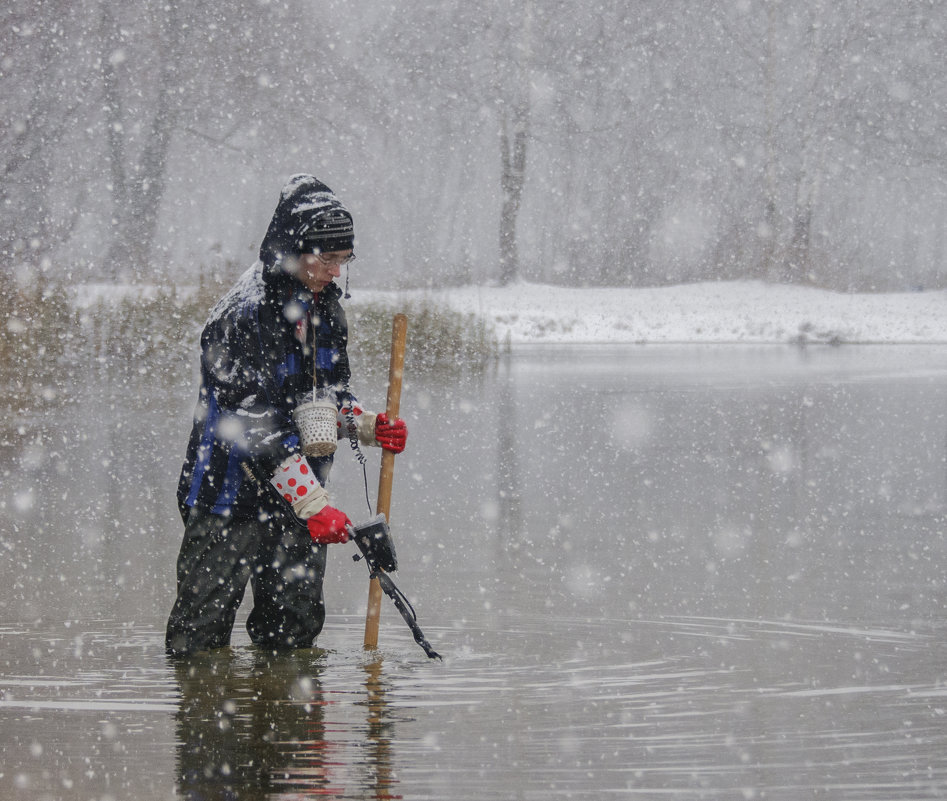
[270,453,329,519]
[338,403,378,446]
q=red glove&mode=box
[375,413,407,453]
[306,505,352,544]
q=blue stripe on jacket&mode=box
[212,449,247,514]
[317,347,338,370]
[185,388,221,508]
[276,352,300,388]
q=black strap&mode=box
[372,569,442,660]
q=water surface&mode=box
[2,345,947,799]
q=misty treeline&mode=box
[3,0,945,294]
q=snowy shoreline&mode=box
[353,280,947,346]
[73,279,947,347]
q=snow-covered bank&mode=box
[354,281,947,346]
[70,279,947,346]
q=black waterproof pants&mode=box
[165,505,327,656]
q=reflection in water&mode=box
[358,659,397,797]
[173,649,330,799]
[172,649,398,800]
[495,362,522,532]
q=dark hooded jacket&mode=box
[176,176,355,520]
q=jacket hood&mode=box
[259,174,354,271]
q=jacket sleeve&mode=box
[200,311,302,475]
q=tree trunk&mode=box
[786,203,812,283]
[1,1,82,279]
[101,0,180,281]
[498,103,529,286]
[497,0,532,287]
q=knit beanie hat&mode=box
[259,174,355,268]
[296,207,354,255]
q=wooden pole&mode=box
[364,313,408,650]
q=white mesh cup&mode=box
[293,399,338,457]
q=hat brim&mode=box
[298,235,355,255]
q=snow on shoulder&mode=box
[205,263,266,326]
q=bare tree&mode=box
[7,0,947,291]
[1,0,93,285]
[496,0,533,286]
[96,0,183,279]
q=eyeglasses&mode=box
[313,252,356,267]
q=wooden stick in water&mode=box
[364,313,407,650]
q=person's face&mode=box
[296,250,353,293]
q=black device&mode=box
[349,513,398,573]
[349,515,441,660]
